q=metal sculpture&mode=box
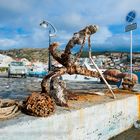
[41,25,116,107]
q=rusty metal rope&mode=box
[0,99,21,120]
[22,93,55,117]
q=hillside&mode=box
[0,48,134,63]
[0,48,49,63]
[0,48,107,63]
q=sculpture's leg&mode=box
[41,67,67,93]
[50,75,68,107]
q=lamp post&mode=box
[40,20,57,71]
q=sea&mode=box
[134,71,140,83]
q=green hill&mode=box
[0,48,49,63]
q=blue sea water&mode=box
[134,71,140,83]
[28,71,47,78]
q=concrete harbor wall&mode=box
[0,94,140,140]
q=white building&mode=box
[0,54,13,67]
[20,58,31,66]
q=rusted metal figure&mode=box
[41,25,100,92]
[41,25,104,106]
[41,25,117,106]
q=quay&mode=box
[0,85,140,140]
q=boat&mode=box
[61,73,100,82]
[28,65,47,78]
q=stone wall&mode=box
[0,95,140,140]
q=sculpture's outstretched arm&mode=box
[61,25,99,67]
[74,36,86,63]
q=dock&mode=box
[0,88,140,140]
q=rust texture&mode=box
[102,69,138,90]
[50,77,68,107]
[22,93,55,117]
[67,89,140,103]
[41,25,99,96]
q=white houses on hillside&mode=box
[0,54,13,67]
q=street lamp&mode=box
[40,20,57,71]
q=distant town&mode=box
[82,52,140,72]
[0,48,140,73]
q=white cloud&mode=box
[81,0,140,25]
[61,13,86,27]
[0,0,140,50]
[0,0,30,12]
[93,26,112,44]
[57,30,72,41]
[32,28,48,43]
[0,38,17,48]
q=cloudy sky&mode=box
[0,0,140,52]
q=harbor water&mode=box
[135,71,140,83]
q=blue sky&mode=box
[0,0,140,52]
